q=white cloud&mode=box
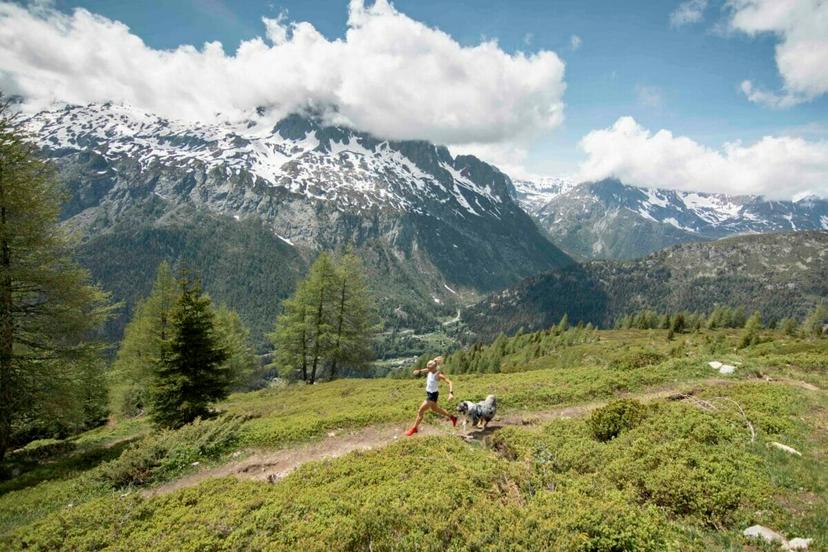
[451,141,533,180]
[728,0,828,107]
[0,0,566,146]
[570,34,582,51]
[577,116,828,199]
[670,0,708,27]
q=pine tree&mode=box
[110,262,176,417]
[149,273,229,428]
[0,99,112,461]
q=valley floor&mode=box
[1,330,826,551]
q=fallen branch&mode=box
[676,394,756,443]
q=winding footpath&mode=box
[145,376,821,498]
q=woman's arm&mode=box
[438,373,454,399]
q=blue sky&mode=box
[47,0,827,173]
[3,0,828,197]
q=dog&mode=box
[457,395,497,434]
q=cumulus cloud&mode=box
[727,0,828,107]
[0,0,566,146]
[669,0,708,27]
[577,116,828,199]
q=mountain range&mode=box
[513,178,828,260]
[462,230,828,341]
[26,103,571,343]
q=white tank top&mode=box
[426,370,440,393]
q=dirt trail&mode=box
[145,377,818,498]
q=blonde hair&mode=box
[427,360,437,369]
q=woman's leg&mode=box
[412,400,431,429]
[429,402,452,419]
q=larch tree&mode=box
[0,99,111,462]
[329,252,376,378]
[305,252,338,384]
[214,304,260,390]
[269,292,311,381]
[110,261,176,417]
[270,251,376,383]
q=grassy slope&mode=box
[2,330,826,550]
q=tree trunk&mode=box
[300,322,308,382]
[309,281,326,384]
[0,177,13,463]
[330,283,346,379]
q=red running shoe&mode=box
[405,426,418,436]
[450,416,458,427]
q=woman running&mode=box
[405,356,457,436]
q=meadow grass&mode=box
[1,330,825,549]
[7,378,826,551]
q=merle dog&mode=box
[457,395,497,434]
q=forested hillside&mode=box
[463,231,828,340]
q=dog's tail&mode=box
[485,395,497,409]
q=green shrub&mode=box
[603,403,773,526]
[522,478,670,551]
[8,439,76,462]
[588,399,648,442]
[607,350,667,370]
[99,414,246,488]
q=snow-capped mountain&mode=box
[27,103,571,340]
[513,178,828,260]
[29,103,512,219]
[510,176,576,211]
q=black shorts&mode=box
[426,391,439,402]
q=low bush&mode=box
[588,399,648,442]
[8,439,76,463]
[607,350,666,370]
[99,414,246,488]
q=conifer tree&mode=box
[270,251,376,383]
[329,253,375,378]
[670,313,686,334]
[305,253,338,383]
[110,261,176,417]
[270,292,310,381]
[779,317,798,336]
[801,303,827,338]
[149,273,229,428]
[214,304,260,390]
[739,311,763,349]
[0,99,112,461]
